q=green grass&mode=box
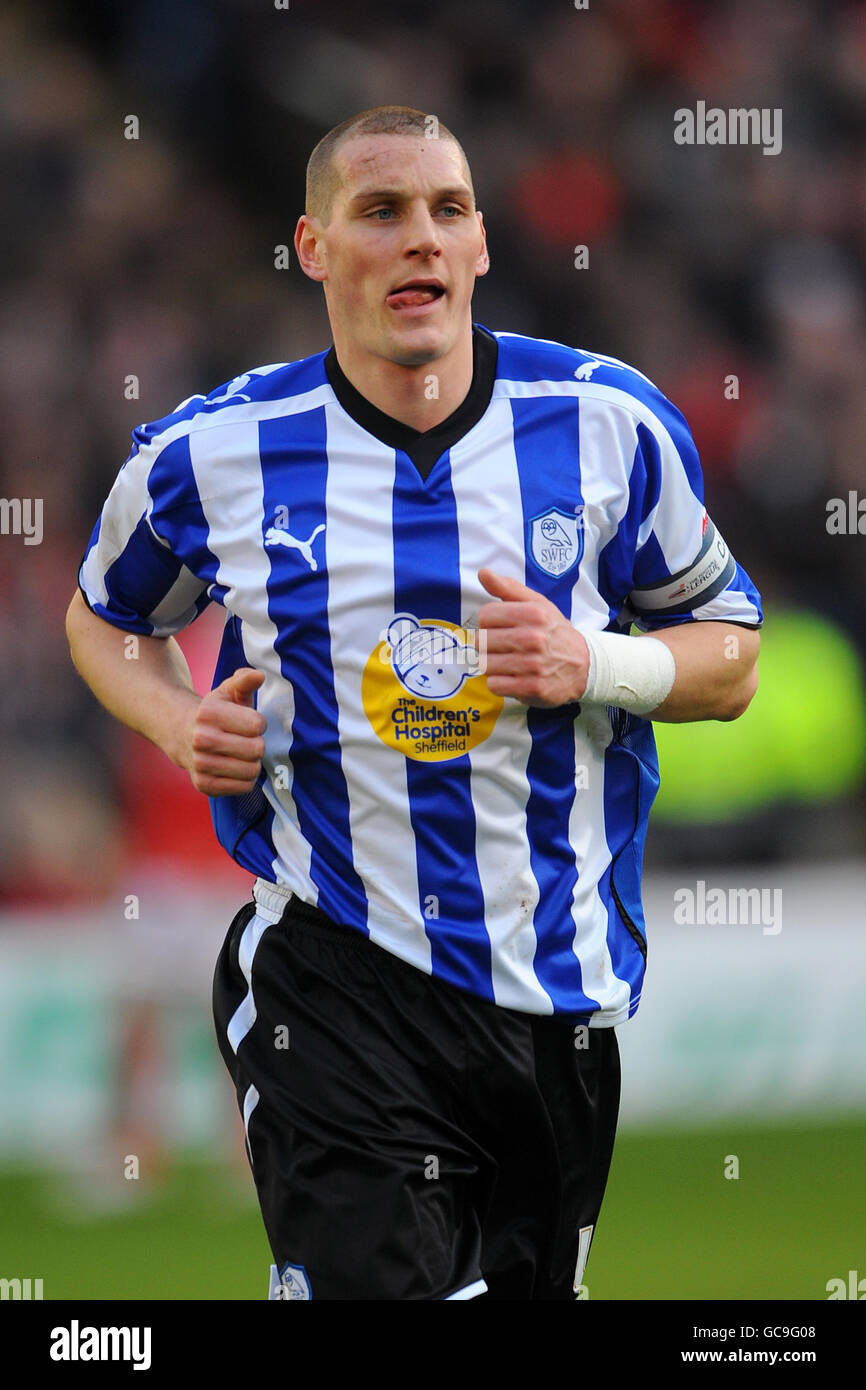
[0,1164,270,1301]
[589,1116,866,1300]
[2,1117,863,1300]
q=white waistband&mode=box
[253,877,297,923]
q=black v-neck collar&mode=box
[323,325,498,482]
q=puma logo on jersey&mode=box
[209,373,253,403]
[574,360,602,380]
[264,523,326,572]
[574,356,625,381]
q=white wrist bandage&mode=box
[579,630,676,717]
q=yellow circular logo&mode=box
[362,614,504,762]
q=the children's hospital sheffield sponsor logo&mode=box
[362,613,503,761]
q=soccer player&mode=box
[66,106,761,1300]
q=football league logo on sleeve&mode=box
[362,613,503,762]
[529,506,584,578]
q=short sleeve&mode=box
[623,392,762,632]
[78,425,212,637]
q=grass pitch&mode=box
[2,1117,862,1300]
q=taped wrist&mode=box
[579,630,676,716]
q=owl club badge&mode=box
[362,614,503,762]
[529,505,585,578]
[275,1262,312,1300]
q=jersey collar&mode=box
[323,324,498,482]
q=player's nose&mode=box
[403,201,442,257]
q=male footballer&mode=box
[66,106,761,1300]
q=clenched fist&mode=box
[184,667,267,796]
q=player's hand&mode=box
[477,569,590,707]
[183,667,267,797]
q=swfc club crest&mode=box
[528,506,585,578]
[276,1262,312,1300]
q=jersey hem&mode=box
[253,878,637,1026]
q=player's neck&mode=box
[330,331,475,433]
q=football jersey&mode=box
[79,325,762,1024]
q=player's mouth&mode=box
[385,278,446,312]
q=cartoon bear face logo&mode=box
[386,615,477,699]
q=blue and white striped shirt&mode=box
[80,326,762,1024]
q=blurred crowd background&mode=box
[1,0,865,896]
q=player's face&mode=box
[301,134,489,370]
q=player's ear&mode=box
[475,211,490,278]
[294,214,327,283]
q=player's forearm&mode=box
[641,622,760,723]
[65,589,201,768]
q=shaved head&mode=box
[305,105,474,224]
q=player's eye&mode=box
[369,207,397,220]
[439,205,464,217]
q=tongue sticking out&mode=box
[387,287,441,308]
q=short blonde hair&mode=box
[305,105,473,223]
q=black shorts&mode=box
[212,894,621,1301]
